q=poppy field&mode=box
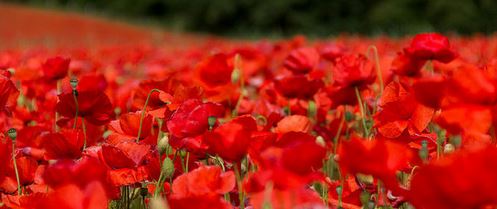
[2,8,497,208]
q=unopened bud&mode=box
[444,143,455,154]
[315,136,326,147]
[7,128,17,141]
[157,135,169,154]
[208,116,217,130]
[336,186,343,196]
[360,191,370,206]
[307,100,317,119]
[70,77,78,90]
[344,111,354,122]
[140,187,148,197]
[419,140,428,161]
[231,68,241,84]
[114,107,121,116]
[161,157,175,178]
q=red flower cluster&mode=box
[1,32,497,209]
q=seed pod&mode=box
[7,128,17,141]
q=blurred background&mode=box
[4,0,497,38]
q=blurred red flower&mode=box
[42,56,70,81]
[283,47,320,74]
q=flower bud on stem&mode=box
[8,128,21,195]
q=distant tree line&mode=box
[8,0,497,37]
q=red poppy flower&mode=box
[100,142,150,169]
[447,64,497,105]
[274,75,324,100]
[195,53,233,87]
[167,99,224,139]
[375,82,434,138]
[42,130,84,160]
[325,85,358,108]
[243,167,324,194]
[406,33,457,63]
[436,104,492,135]
[0,75,19,113]
[0,154,38,194]
[338,137,416,193]
[204,115,257,162]
[408,146,497,209]
[283,47,320,74]
[56,90,114,126]
[253,132,326,177]
[99,142,153,186]
[274,132,327,176]
[119,111,152,139]
[171,165,235,198]
[42,56,70,81]
[412,76,447,109]
[274,115,312,134]
[391,51,427,76]
[42,157,116,198]
[23,181,108,209]
[319,43,347,62]
[249,187,324,209]
[332,54,375,89]
[107,111,156,145]
[168,195,232,209]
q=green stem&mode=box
[367,45,384,95]
[234,164,245,209]
[354,87,369,138]
[184,152,190,173]
[81,118,87,150]
[137,88,161,142]
[55,80,62,132]
[12,141,21,195]
[72,90,79,129]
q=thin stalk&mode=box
[184,152,190,173]
[81,118,87,150]
[72,90,79,129]
[137,88,161,142]
[55,80,62,132]
[12,141,21,195]
[234,164,245,209]
[232,54,245,117]
[354,87,369,138]
[367,45,384,95]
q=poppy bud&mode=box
[231,68,240,84]
[444,144,455,154]
[419,140,429,161]
[360,191,371,206]
[450,135,461,148]
[114,107,121,116]
[336,185,343,196]
[70,77,78,90]
[7,128,17,141]
[7,68,15,76]
[161,157,175,178]
[149,197,169,209]
[367,200,375,209]
[315,136,325,147]
[344,111,354,122]
[140,187,148,197]
[157,135,169,154]
[307,100,317,120]
[208,116,217,130]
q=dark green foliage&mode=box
[7,0,497,37]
